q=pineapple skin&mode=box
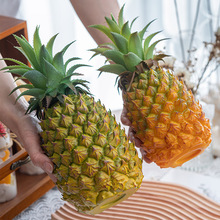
[123,67,212,168]
[40,94,143,214]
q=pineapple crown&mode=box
[1,26,90,119]
[90,5,168,80]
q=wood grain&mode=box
[0,172,55,220]
[52,181,220,220]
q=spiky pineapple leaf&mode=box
[9,84,34,96]
[105,16,120,34]
[46,33,58,58]
[64,57,81,70]
[130,17,138,29]
[89,24,114,42]
[14,35,40,70]
[121,21,131,40]
[144,31,162,54]
[103,50,125,66]
[99,64,127,74]
[53,51,65,75]
[39,45,52,73]
[144,38,168,60]
[118,4,125,28]
[139,19,157,41]
[33,26,42,62]
[128,32,144,59]
[67,64,90,76]
[123,52,142,72]
[22,70,47,89]
[43,59,63,88]
[15,88,45,102]
[111,32,128,54]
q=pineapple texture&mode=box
[40,94,143,214]
[123,67,212,168]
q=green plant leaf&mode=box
[130,17,138,29]
[121,21,131,40]
[67,64,90,76]
[128,32,144,59]
[43,59,64,88]
[144,31,162,52]
[105,16,120,33]
[64,57,81,70]
[53,51,65,75]
[111,32,128,54]
[15,88,45,102]
[33,26,42,62]
[22,70,47,89]
[98,64,127,75]
[103,50,125,66]
[144,38,169,60]
[118,4,125,28]
[139,19,156,41]
[14,35,40,70]
[9,84,34,96]
[39,45,52,73]
[123,52,142,72]
[90,24,114,42]
[46,33,58,57]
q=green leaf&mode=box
[0,58,31,68]
[64,57,81,70]
[144,31,162,52]
[15,88,45,102]
[123,52,142,72]
[67,64,90,76]
[9,84,34,96]
[128,32,144,59]
[22,70,47,89]
[111,32,128,54]
[118,4,125,28]
[103,50,125,66]
[130,17,138,29]
[145,38,169,60]
[43,59,63,88]
[98,64,127,75]
[39,45,52,73]
[105,16,120,33]
[90,24,114,42]
[14,35,40,70]
[53,51,65,75]
[33,26,42,62]
[139,19,156,41]
[60,41,75,55]
[46,33,58,57]
[121,21,131,39]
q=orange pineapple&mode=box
[90,5,212,168]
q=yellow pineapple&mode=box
[91,5,212,168]
[1,27,143,214]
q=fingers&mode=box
[140,148,152,163]
[120,106,131,126]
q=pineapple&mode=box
[1,27,143,214]
[90,5,212,168]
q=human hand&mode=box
[11,113,57,182]
[120,106,152,163]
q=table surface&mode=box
[12,110,220,220]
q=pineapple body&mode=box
[40,94,143,214]
[123,67,211,168]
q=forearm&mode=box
[70,0,120,45]
[0,54,28,133]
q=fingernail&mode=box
[44,162,53,174]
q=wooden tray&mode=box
[0,172,54,220]
[52,181,220,220]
